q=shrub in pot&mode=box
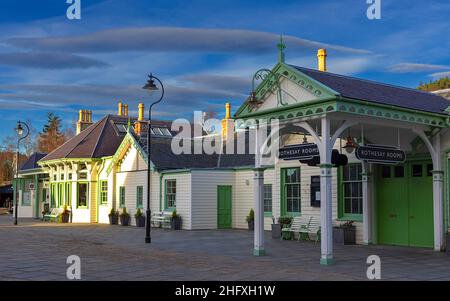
[135,208,145,227]
[246,209,254,231]
[170,210,182,230]
[61,205,70,223]
[333,221,356,245]
[278,216,293,240]
[120,207,130,226]
[108,208,119,225]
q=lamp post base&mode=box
[145,237,151,243]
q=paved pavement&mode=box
[0,215,450,281]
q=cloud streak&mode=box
[0,52,108,69]
[7,26,372,55]
[388,62,450,73]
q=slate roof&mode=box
[137,132,255,171]
[40,115,176,162]
[290,65,450,115]
[20,153,47,171]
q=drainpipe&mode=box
[159,173,163,212]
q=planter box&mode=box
[135,216,145,227]
[333,226,356,245]
[271,224,281,239]
[247,220,254,231]
[171,217,182,230]
[109,215,118,225]
[61,213,70,223]
[120,215,130,226]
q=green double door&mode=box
[217,186,232,229]
[377,161,433,248]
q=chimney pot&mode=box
[118,102,123,116]
[317,48,327,72]
[123,104,128,116]
[138,103,144,121]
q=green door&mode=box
[217,186,232,229]
[377,161,434,248]
[377,165,409,246]
[408,162,433,248]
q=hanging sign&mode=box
[355,144,405,164]
[279,143,319,160]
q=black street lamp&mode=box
[14,121,29,225]
[142,74,165,243]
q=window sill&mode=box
[337,216,363,223]
[264,212,273,217]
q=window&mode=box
[100,181,108,205]
[427,164,433,176]
[282,168,301,215]
[119,186,125,208]
[50,184,56,208]
[412,164,423,177]
[65,182,72,206]
[68,173,72,180]
[381,166,391,178]
[165,180,176,209]
[136,186,143,208]
[160,128,172,136]
[77,183,88,208]
[340,164,362,219]
[263,184,272,214]
[394,165,404,178]
[53,174,57,181]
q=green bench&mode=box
[281,216,312,240]
[299,216,321,243]
[43,208,62,222]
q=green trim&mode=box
[337,164,363,222]
[119,186,125,208]
[164,179,177,210]
[253,248,266,256]
[76,181,89,209]
[99,180,108,205]
[318,163,333,168]
[320,258,334,265]
[263,184,272,216]
[159,174,163,211]
[280,167,301,217]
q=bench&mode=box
[281,216,312,240]
[43,208,62,222]
[299,216,321,243]
[151,211,172,228]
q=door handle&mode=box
[388,213,397,218]
[409,215,415,219]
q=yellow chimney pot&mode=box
[118,102,123,116]
[317,48,327,72]
[78,110,83,122]
[123,104,128,116]
[138,103,144,121]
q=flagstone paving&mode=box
[0,215,449,281]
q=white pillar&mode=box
[319,117,333,265]
[253,167,266,256]
[432,133,444,251]
[253,123,266,256]
[362,163,372,245]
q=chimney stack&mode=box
[138,103,144,121]
[134,103,146,136]
[123,104,129,117]
[118,102,123,116]
[221,102,235,141]
[317,48,327,72]
[76,109,94,135]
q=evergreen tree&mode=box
[37,112,67,153]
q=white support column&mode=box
[432,133,444,251]
[253,123,266,256]
[362,162,372,245]
[319,116,334,265]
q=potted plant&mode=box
[271,216,282,239]
[333,221,356,245]
[135,208,145,227]
[61,205,70,223]
[108,208,119,225]
[279,216,293,240]
[170,210,182,230]
[120,207,130,226]
[246,209,254,231]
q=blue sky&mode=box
[0,0,449,142]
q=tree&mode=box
[418,77,450,92]
[37,112,67,153]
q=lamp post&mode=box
[142,74,165,243]
[14,121,29,225]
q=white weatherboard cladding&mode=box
[256,77,318,112]
[190,170,234,229]
[162,173,192,229]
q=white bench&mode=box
[299,216,321,243]
[281,216,312,240]
[151,211,172,228]
[43,208,62,222]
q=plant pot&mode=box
[333,226,356,245]
[446,232,450,254]
[120,215,130,226]
[109,215,118,225]
[271,224,281,239]
[247,220,254,231]
[61,213,70,223]
[135,216,145,227]
[171,216,182,230]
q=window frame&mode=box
[119,186,125,208]
[165,179,176,210]
[136,186,143,209]
[263,184,272,216]
[338,163,363,221]
[76,182,89,209]
[100,180,108,205]
[280,167,301,217]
